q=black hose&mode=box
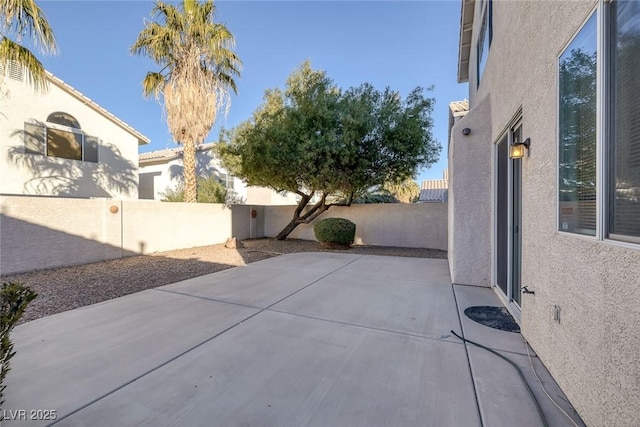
[450,330,549,427]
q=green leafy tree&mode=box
[160,174,242,205]
[131,0,241,203]
[0,0,56,91]
[383,179,420,203]
[219,61,439,239]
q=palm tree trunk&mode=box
[183,141,197,203]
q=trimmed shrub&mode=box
[314,218,356,249]
[0,282,37,412]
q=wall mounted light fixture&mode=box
[509,138,530,159]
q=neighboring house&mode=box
[447,99,469,146]
[0,62,149,198]
[419,169,448,203]
[449,1,640,426]
[139,143,298,205]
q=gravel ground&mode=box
[1,238,446,324]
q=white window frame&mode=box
[24,121,99,163]
[556,0,639,249]
[476,0,492,87]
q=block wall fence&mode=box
[0,196,447,274]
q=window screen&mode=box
[47,128,82,161]
[609,0,640,242]
[24,123,45,155]
[84,136,99,163]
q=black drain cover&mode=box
[464,306,520,333]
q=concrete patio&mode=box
[5,253,583,426]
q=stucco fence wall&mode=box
[260,203,448,250]
[0,196,232,275]
[0,196,447,275]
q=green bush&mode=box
[314,218,356,249]
[0,282,37,411]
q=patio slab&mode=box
[58,311,480,427]
[158,253,361,308]
[272,257,459,342]
[468,346,585,427]
[5,290,259,427]
[453,283,532,355]
[4,252,582,427]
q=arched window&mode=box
[23,111,98,162]
[47,112,81,129]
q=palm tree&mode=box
[131,0,241,203]
[0,0,56,91]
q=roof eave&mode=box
[45,71,151,145]
[457,0,475,84]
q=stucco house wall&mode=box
[0,68,148,198]
[139,145,247,201]
[451,0,640,425]
[139,144,299,205]
[448,96,492,287]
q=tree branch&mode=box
[300,193,327,221]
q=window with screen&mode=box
[23,114,99,163]
[608,0,640,243]
[557,2,640,246]
[558,13,597,236]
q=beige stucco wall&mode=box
[245,187,299,205]
[448,95,492,287]
[0,75,142,198]
[230,205,265,240]
[0,196,233,274]
[264,203,448,250]
[0,196,124,274]
[454,0,640,425]
[0,197,446,274]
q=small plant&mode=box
[0,282,37,412]
[314,218,356,249]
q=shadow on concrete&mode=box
[0,212,239,323]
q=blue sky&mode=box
[35,0,468,182]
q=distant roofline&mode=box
[449,99,469,116]
[457,0,475,83]
[139,142,216,165]
[45,71,150,146]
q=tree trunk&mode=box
[183,140,197,203]
[275,193,311,240]
[275,194,332,240]
[275,217,301,240]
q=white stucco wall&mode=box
[139,148,299,205]
[139,148,247,202]
[454,0,640,425]
[264,203,448,250]
[245,186,299,206]
[0,74,143,198]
